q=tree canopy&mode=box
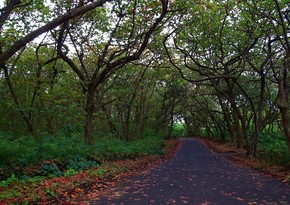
[0,0,290,158]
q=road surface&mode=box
[90,138,290,205]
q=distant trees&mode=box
[163,0,290,155]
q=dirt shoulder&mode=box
[198,138,290,184]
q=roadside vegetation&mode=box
[0,129,181,204]
[0,139,179,204]
[0,130,166,179]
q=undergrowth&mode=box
[258,133,290,166]
[0,129,165,181]
[171,123,187,138]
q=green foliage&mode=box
[171,123,187,137]
[0,131,91,168]
[258,133,290,165]
[93,130,165,161]
[130,130,165,155]
[0,174,18,188]
[45,188,57,197]
[38,164,62,177]
[0,130,165,181]
[0,133,38,166]
[66,156,99,171]
[38,132,91,161]
[91,168,107,179]
[63,169,78,177]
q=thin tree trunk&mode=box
[250,73,266,157]
[3,66,35,133]
[167,98,175,138]
[232,110,243,148]
[101,106,118,134]
[218,96,235,143]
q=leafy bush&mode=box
[171,123,187,137]
[92,130,165,160]
[38,163,62,177]
[0,174,18,187]
[0,134,38,166]
[64,168,78,177]
[0,132,92,168]
[0,129,165,180]
[258,133,290,165]
[38,133,91,161]
[130,130,165,155]
[66,156,99,171]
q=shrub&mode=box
[171,123,187,138]
[38,133,91,161]
[38,163,62,177]
[258,133,290,165]
[66,156,99,171]
[0,129,166,180]
[0,134,38,166]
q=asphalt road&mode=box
[91,138,290,205]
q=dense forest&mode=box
[0,0,290,193]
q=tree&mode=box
[244,0,290,152]
[55,0,171,144]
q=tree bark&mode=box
[278,54,290,153]
[218,96,235,143]
[84,83,96,145]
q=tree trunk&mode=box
[3,66,35,133]
[248,73,266,157]
[218,96,235,143]
[101,106,118,134]
[166,98,175,139]
[225,79,248,149]
[84,83,96,146]
[135,100,146,139]
[232,110,243,148]
[124,104,131,141]
[278,55,290,153]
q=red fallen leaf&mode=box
[78,202,90,205]
[75,188,83,193]
[91,185,98,189]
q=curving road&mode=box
[90,138,290,205]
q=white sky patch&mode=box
[0,0,4,8]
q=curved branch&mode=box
[0,0,110,67]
